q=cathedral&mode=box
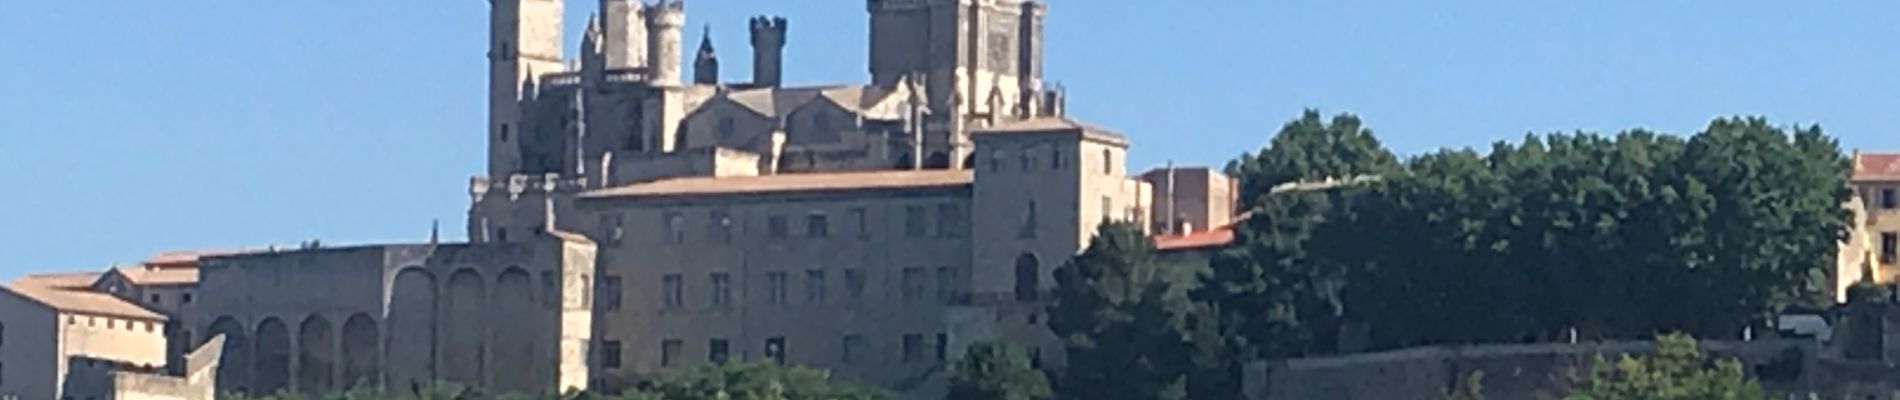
[0,1,1242,399]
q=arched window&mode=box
[1014,254,1040,302]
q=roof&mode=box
[725,86,840,119]
[1855,152,1900,182]
[1153,227,1235,252]
[5,273,165,321]
[547,229,597,245]
[582,169,974,200]
[975,117,1128,144]
[111,266,198,286]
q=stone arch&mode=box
[491,267,538,392]
[208,316,252,394]
[340,313,379,389]
[254,317,291,393]
[1015,253,1040,302]
[387,268,437,391]
[442,268,487,385]
[297,315,335,392]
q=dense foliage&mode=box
[225,362,885,400]
[1561,333,1770,400]
[945,339,1050,400]
[1046,222,1200,400]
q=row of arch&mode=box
[206,266,550,395]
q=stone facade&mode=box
[1838,151,1900,302]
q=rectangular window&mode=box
[765,337,786,364]
[662,274,683,309]
[902,334,924,362]
[769,215,790,238]
[600,213,625,245]
[601,275,623,311]
[935,333,949,361]
[149,294,161,304]
[1102,196,1114,223]
[937,204,963,238]
[1019,201,1038,239]
[905,206,927,237]
[709,339,730,363]
[902,267,926,304]
[935,267,955,303]
[845,269,866,300]
[710,209,733,243]
[711,273,731,307]
[601,340,623,369]
[661,339,683,368]
[841,335,862,365]
[664,212,686,244]
[850,207,869,240]
[806,269,826,304]
[542,271,560,309]
[767,272,788,305]
[1883,232,1898,263]
[808,213,829,238]
[1052,148,1063,169]
[1884,188,1897,209]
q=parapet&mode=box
[643,1,686,27]
[469,173,591,204]
[603,147,762,186]
[749,16,788,45]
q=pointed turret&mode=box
[693,24,719,85]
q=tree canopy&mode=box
[1562,333,1770,400]
[945,339,1050,400]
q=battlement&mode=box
[643,0,686,26]
[539,68,649,89]
[469,173,591,204]
[749,16,789,45]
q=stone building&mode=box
[0,256,222,400]
[1837,151,1900,302]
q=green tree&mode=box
[945,339,1051,400]
[1047,222,1196,400]
[1443,371,1484,400]
[1562,333,1769,400]
[1225,109,1399,210]
[628,361,888,400]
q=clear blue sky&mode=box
[1,1,1895,276]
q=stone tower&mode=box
[693,26,719,85]
[600,0,648,70]
[866,0,1047,168]
[489,0,565,178]
[749,16,788,87]
[644,1,687,86]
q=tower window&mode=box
[1102,149,1113,175]
[499,124,511,142]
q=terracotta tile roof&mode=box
[581,169,973,200]
[5,273,165,321]
[1856,152,1900,182]
[112,266,198,286]
[1153,227,1236,251]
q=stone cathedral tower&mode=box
[867,0,1047,167]
[489,0,566,178]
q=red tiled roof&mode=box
[1857,152,1900,182]
[5,273,166,321]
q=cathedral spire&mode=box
[693,24,720,85]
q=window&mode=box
[808,213,830,238]
[937,204,963,238]
[769,215,790,238]
[711,273,731,307]
[1018,201,1038,239]
[499,123,511,142]
[765,337,786,364]
[1052,146,1063,169]
[580,274,593,307]
[601,340,623,369]
[902,334,924,362]
[850,207,870,240]
[1102,148,1113,175]
[1101,196,1114,223]
[805,269,826,304]
[143,322,154,333]
[1015,254,1041,302]
[661,339,683,368]
[1883,232,1898,263]
[990,149,1004,171]
[108,319,115,329]
[709,339,731,363]
[542,271,560,309]
[841,335,862,364]
[902,267,926,304]
[601,275,623,311]
[1884,188,1898,209]
[496,227,510,242]
[661,274,684,309]
[905,206,927,237]
[935,267,955,303]
[149,294,161,305]
[767,272,788,305]
[601,214,625,245]
[1020,147,1033,171]
[935,333,948,361]
[710,210,733,243]
[845,269,866,300]
[664,212,686,244]
[1029,347,1044,369]
[181,292,193,304]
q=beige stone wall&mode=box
[1141,167,1236,234]
[0,292,59,400]
[606,147,763,186]
[580,187,972,389]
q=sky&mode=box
[0,1,1895,276]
